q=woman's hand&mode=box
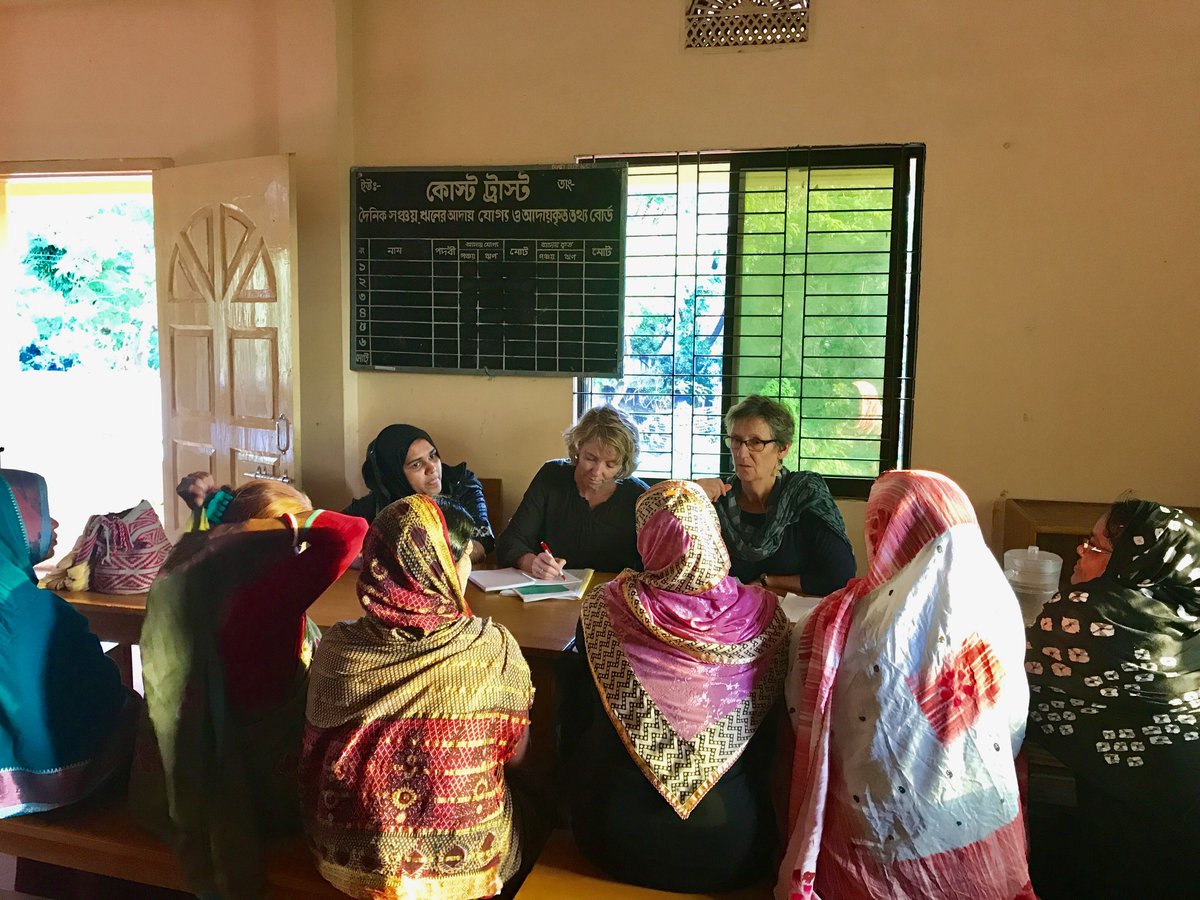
[695,477,732,502]
[176,471,216,510]
[518,551,566,580]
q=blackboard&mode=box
[351,165,626,376]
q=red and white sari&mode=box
[778,470,1035,900]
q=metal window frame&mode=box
[576,144,923,500]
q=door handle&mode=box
[242,466,292,484]
[275,414,291,453]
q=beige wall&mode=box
[0,0,352,504]
[4,0,1198,569]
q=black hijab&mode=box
[349,426,492,554]
[361,424,435,507]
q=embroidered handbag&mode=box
[42,501,172,594]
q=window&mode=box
[575,145,923,499]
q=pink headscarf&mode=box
[580,480,789,817]
[778,470,1033,900]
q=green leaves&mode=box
[15,200,157,371]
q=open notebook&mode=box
[468,567,593,602]
[505,569,595,602]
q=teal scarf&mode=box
[0,470,132,818]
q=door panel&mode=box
[168,326,215,416]
[154,155,299,535]
[230,447,283,489]
[229,328,279,424]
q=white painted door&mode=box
[153,155,300,535]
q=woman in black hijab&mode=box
[345,424,493,561]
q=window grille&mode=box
[575,145,923,500]
[685,0,810,49]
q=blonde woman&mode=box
[497,405,647,575]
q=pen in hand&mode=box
[538,541,566,580]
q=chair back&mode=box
[479,478,503,531]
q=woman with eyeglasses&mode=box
[697,395,855,596]
[1024,499,1200,898]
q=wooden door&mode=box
[154,155,300,535]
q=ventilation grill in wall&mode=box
[685,0,809,49]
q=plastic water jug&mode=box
[1003,545,1063,625]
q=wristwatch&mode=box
[758,573,770,589]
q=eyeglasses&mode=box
[725,436,778,453]
[1080,537,1112,555]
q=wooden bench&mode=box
[0,793,339,898]
[517,830,771,899]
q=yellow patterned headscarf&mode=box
[633,480,731,596]
[357,494,470,635]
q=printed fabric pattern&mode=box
[716,468,851,562]
[41,500,172,594]
[301,495,533,900]
[778,470,1034,900]
[581,480,788,818]
[1024,502,1200,806]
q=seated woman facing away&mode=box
[1024,500,1200,899]
[697,395,855,597]
[557,480,790,893]
[129,474,366,899]
[779,470,1034,900]
[301,495,537,900]
[345,423,492,561]
[0,469,138,818]
[496,405,647,576]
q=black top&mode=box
[495,460,646,572]
[556,623,779,893]
[344,461,495,554]
[728,511,856,596]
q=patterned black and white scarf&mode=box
[1025,501,1200,808]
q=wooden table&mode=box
[57,571,612,776]
[57,570,597,657]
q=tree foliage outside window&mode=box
[11,199,158,371]
[579,162,731,478]
[577,147,921,498]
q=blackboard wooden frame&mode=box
[351,164,627,377]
